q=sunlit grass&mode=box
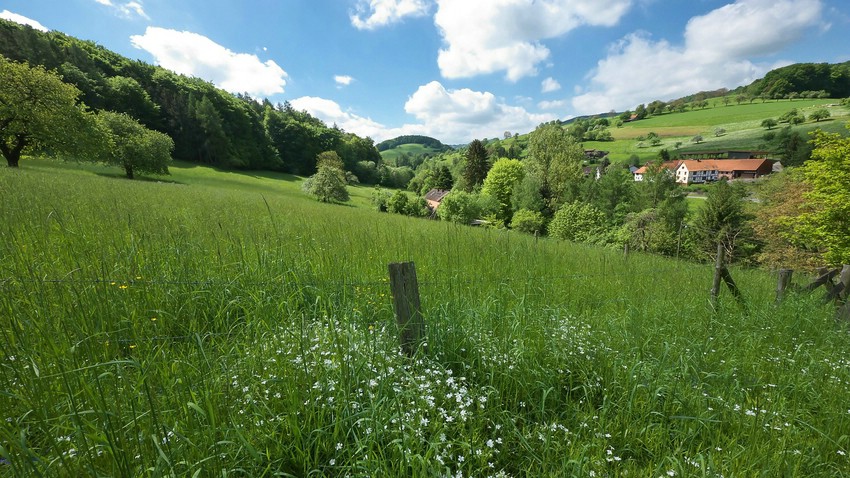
[2,160,850,476]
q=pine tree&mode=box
[462,139,489,191]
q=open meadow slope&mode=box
[584,99,850,163]
[2,160,850,476]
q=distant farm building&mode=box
[674,159,776,184]
[678,150,771,160]
[424,189,450,211]
[632,161,682,182]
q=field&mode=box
[2,159,850,477]
[583,99,850,163]
[380,144,447,166]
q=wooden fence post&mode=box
[388,262,425,356]
[710,242,725,308]
[776,269,793,304]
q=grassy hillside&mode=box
[380,143,447,166]
[584,98,850,163]
[2,160,850,476]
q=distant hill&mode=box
[376,135,453,152]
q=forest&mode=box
[0,19,387,180]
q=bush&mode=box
[548,202,608,244]
[387,190,410,215]
[511,209,546,235]
[437,191,481,224]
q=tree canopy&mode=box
[96,110,173,179]
[0,57,100,167]
[795,125,850,264]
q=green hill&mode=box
[3,159,850,476]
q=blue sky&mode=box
[2,0,848,144]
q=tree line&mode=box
[0,19,383,179]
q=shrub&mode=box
[548,202,608,244]
[511,209,546,235]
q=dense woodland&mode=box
[0,19,383,179]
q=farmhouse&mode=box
[424,188,450,211]
[632,161,682,182]
[674,159,776,184]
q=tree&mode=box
[437,190,481,224]
[794,125,850,264]
[809,108,830,122]
[526,123,585,212]
[692,179,755,262]
[0,57,100,167]
[691,135,704,144]
[96,111,173,179]
[752,170,822,269]
[714,127,726,137]
[510,209,545,235]
[482,158,525,224]
[303,158,350,203]
[548,202,609,244]
[761,118,778,130]
[387,190,410,215]
[462,139,490,191]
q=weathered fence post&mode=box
[710,242,725,308]
[623,243,630,258]
[776,269,794,304]
[388,262,425,356]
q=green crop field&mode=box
[2,159,850,477]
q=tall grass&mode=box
[2,161,849,476]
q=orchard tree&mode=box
[809,108,830,122]
[97,111,174,179]
[0,57,101,167]
[761,118,778,130]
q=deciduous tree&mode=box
[795,125,850,264]
[96,110,173,179]
[0,57,100,167]
[482,158,525,224]
[526,123,585,212]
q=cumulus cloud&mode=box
[130,27,288,97]
[351,0,430,30]
[93,0,150,20]
[335,75,354,87]
[541,77,561,93]
[572,0,824,114]
[292,81,553,144]
[0,10,48,31]
[538,99,567,110]
[435,0,634,81]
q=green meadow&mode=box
[2,159,850,477]
[582,99,850,163]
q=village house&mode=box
[674,158,776,184]
[632,161,682,182]
[424,188,450,211]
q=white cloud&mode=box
[335,75,355,87]
[351,0,430,30]
[435,0,634,81]
[93,0,150,20]
[538,99,567,110]
[542,77,561,93]
[572,0,824,114]
[292,81,554,144]
[0,10,48,31]
[130,27,288,97]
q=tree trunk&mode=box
[125,166,134,179]
[1,134,26,168]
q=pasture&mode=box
[1,159,850,477]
